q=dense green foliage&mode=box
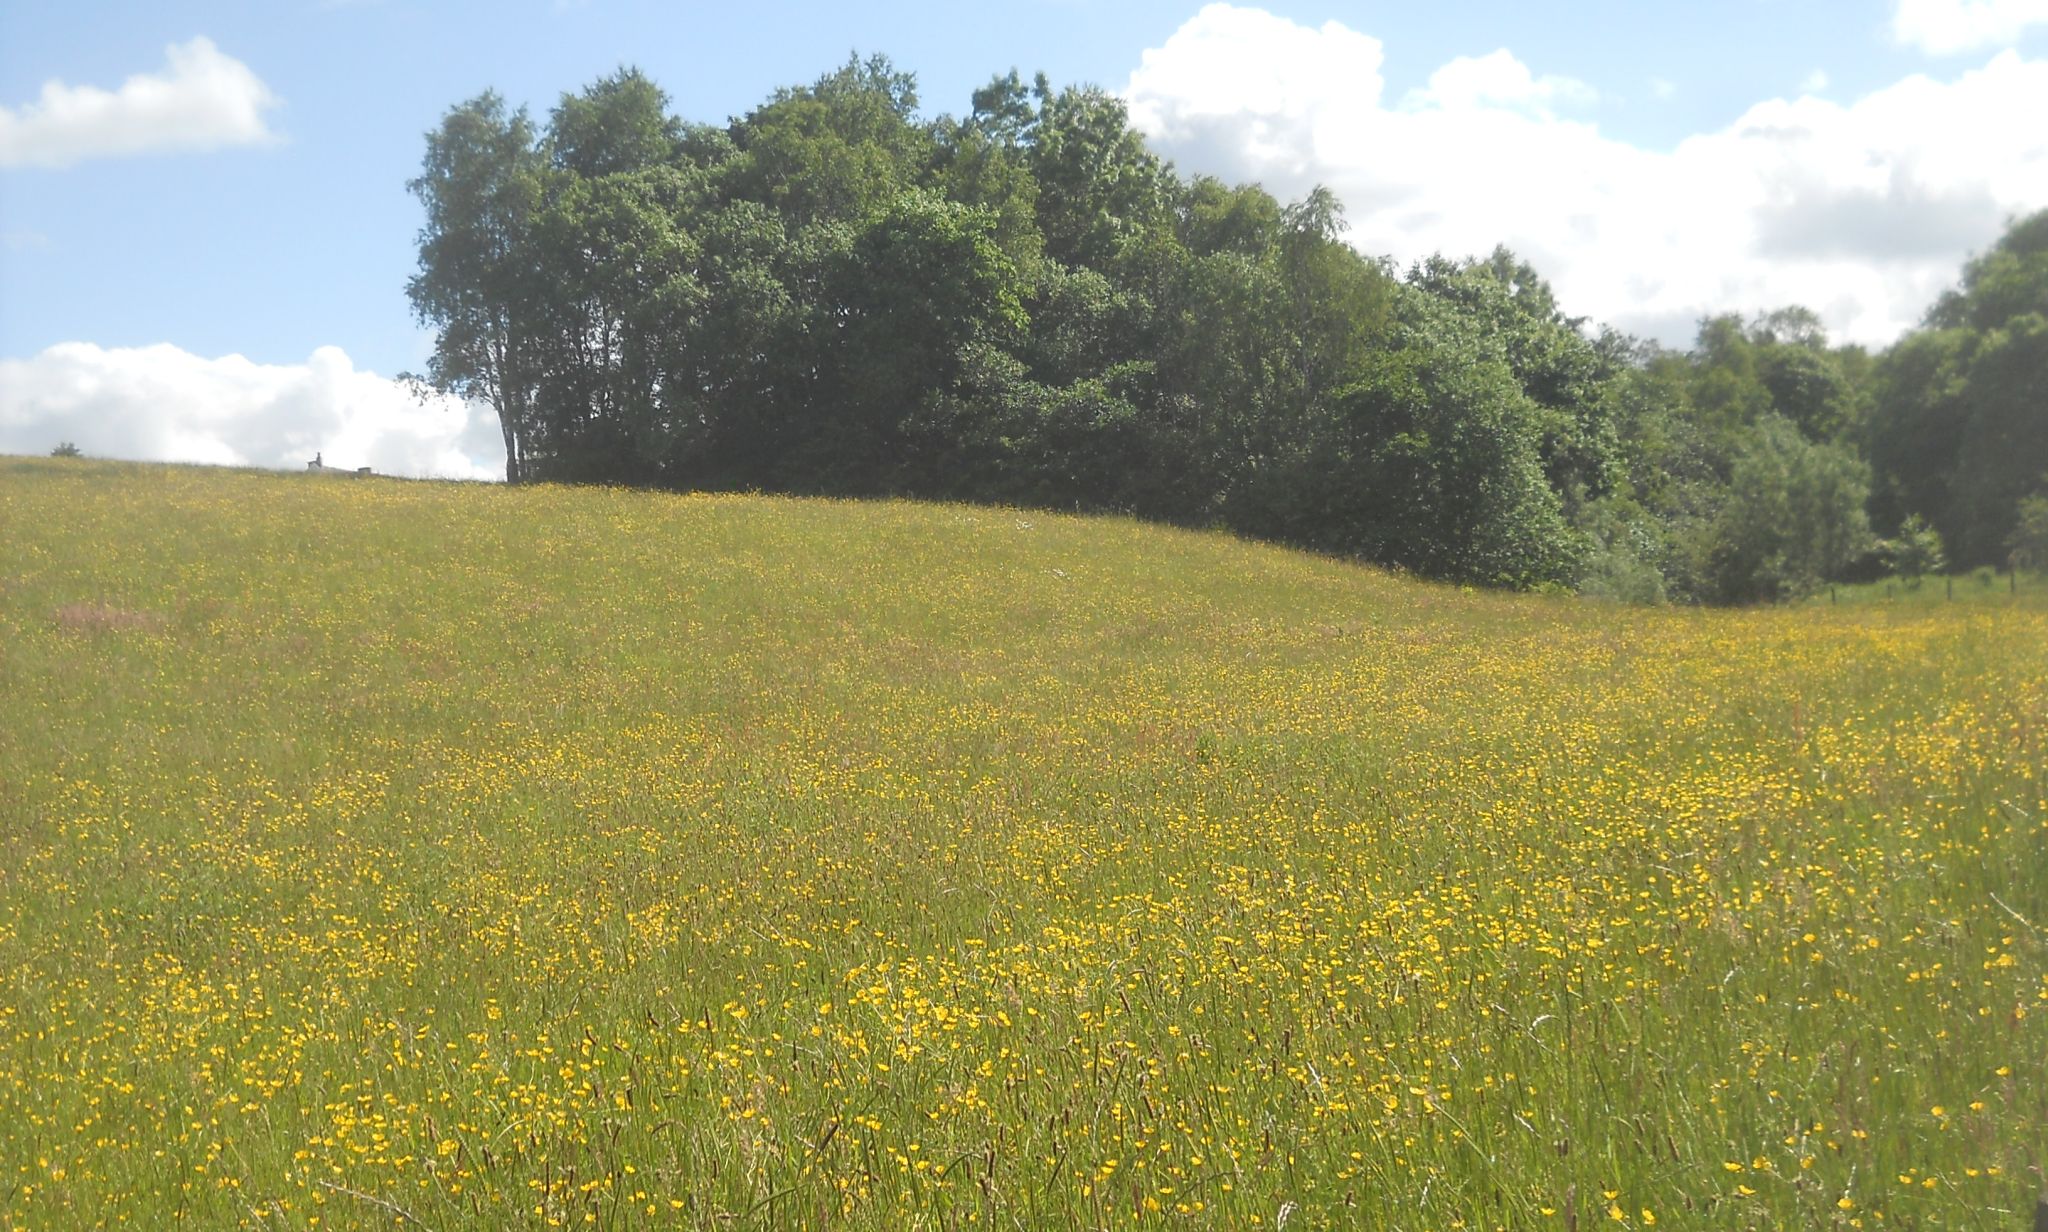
[1869,212,2048,568]
[1881,514,1948,587]
[409,59,2048,601]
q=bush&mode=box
[1882,514,1947,588]
[1701,415,1874,603]
[1573,496,1668,604]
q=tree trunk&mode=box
[500,411,523,484]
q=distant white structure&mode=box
[307,451,373,476]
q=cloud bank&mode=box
[0,343,504,480]
[0,37,280,169]
[1894,0,2048,54]
[1125,4,2048,347]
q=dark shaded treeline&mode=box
[408,58,2048,602]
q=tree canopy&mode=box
[409,57,2047,602]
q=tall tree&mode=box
[548,68,683,179]
[1248,285,1583,587]
[802,190,1029,491]
[525,167,707,484]
[407,93,546,483]
[1867,209,2048,563]
[1947,314,2048,563]
[1408,249,1620,506]
[1700,416,1873,602]
[1928,209,2048,332]
[1025,85,1177,275]
[725,54,931,228]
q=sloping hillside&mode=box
[2,458,2043,1230]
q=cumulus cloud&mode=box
[1408,50,1597,116]
[1894,0,2048,54]
[0,37,280,169]
[1125,5,2048,346]
[0,343,504,480]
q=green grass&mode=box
[2,457,2044,1231]
[1804,568,2045,609]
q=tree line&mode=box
[407,57,2048,602]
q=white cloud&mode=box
[1894,0,2048,54]
[1124,4,1386,185]
[1649,78,1678,101]
[1125,5,2048,346]
[1800,68,1832,94]
[0,37,280,170]
[0,342,504,480]
[1408,49,1597,116]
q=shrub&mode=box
[1882,514,1947,588]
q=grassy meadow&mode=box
[1,457,2044,1231]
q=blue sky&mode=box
[4,0,2047,477]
